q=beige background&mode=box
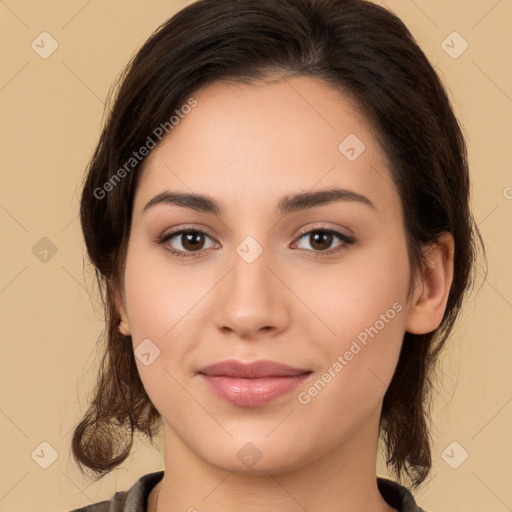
[0,0,511,510]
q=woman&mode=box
[69,0,482,510]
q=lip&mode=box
[198,359,312,407]
[198,359,310,378]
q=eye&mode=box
[157,227,216,258]
[292,227,354,256]
[157,226,354,259]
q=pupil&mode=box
[312,231,332,250]
[183,232,203,250]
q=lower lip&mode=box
[200,374,311,407]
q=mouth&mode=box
[197,359,312,407]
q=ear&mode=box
[405,232,455,335]
[111,280,131,337]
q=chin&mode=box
[194,435,315,476]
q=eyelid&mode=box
[293,223,353,241]
[159,224,214,239]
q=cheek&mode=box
[302,239,410,349]
[122,241,219,410]
[123,242,210,341]
[295,241,410,407]
[295,278,408,443]
[121,245,208,418]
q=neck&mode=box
[151,410,395,512]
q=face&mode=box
[117,76,419,474]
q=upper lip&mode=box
[198,359,311,378]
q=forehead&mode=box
[134,76,400,222]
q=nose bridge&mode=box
[230,235,275,309]
[214,233,289,337]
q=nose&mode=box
[213,242,291,341]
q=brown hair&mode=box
[73,0,483,488]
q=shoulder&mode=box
[377,476,428,512]
[67,471,164,512]
[69,500,111,512]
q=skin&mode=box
[116,76,454,512]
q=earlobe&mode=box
[405,232,455,335]
[118,316,131,336]
[111,281,131,336]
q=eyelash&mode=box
[157,225,354,259]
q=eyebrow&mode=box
[143,187,376,216]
